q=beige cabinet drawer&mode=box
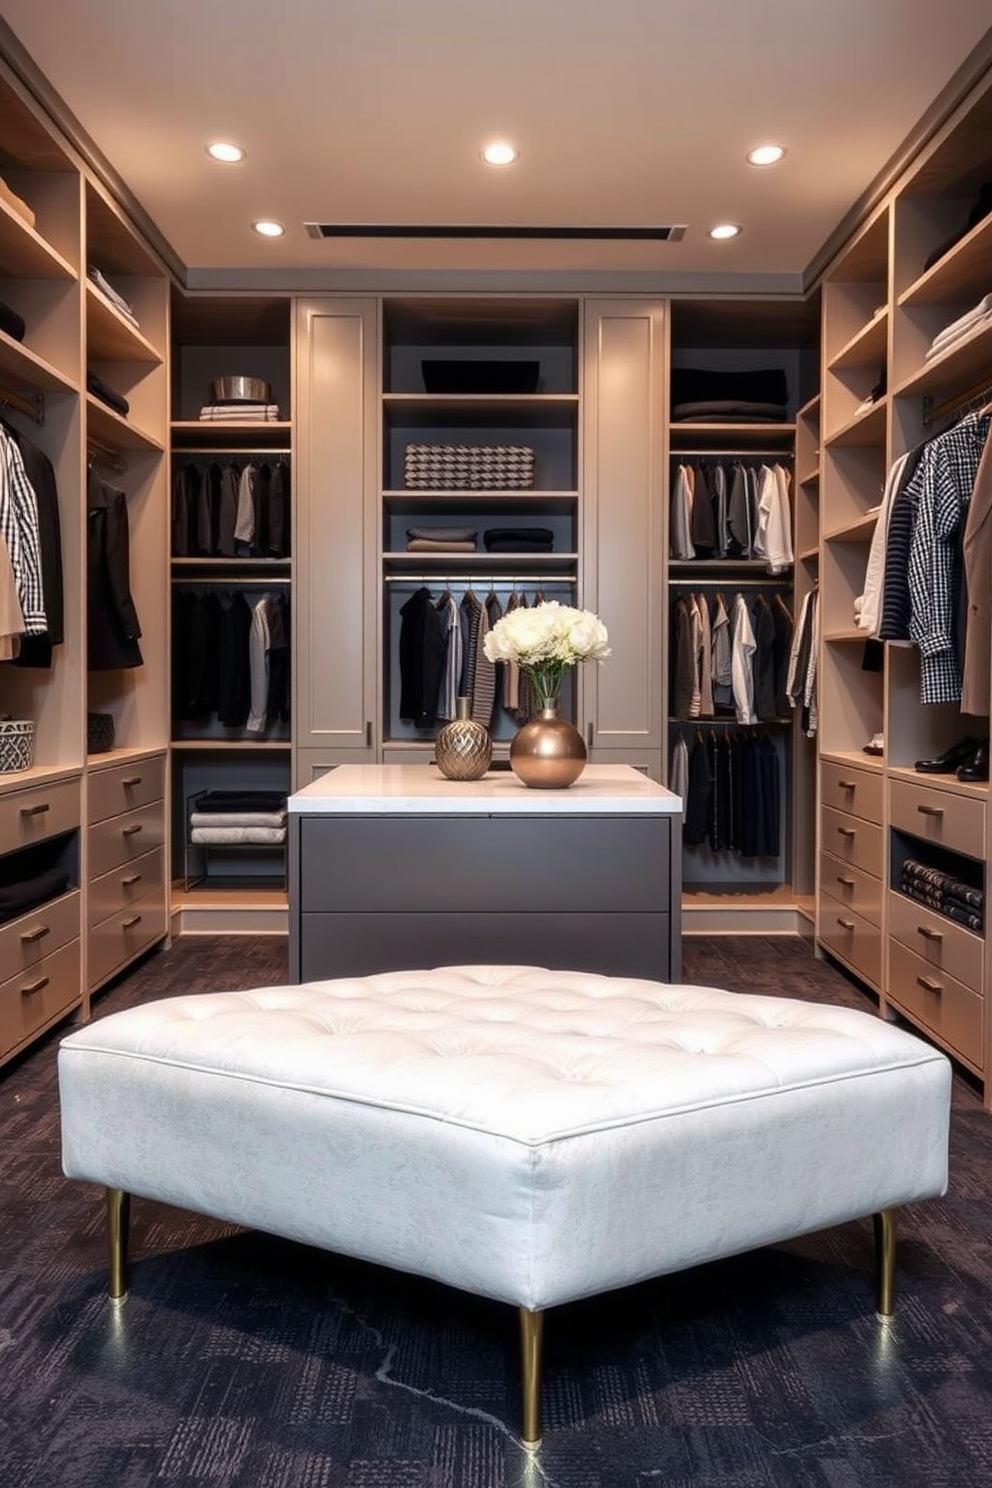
[821,762,883,823]
[88,846,165,930]
[820,805,884,879]
[819,850,882,927]
[817,891,882,988]
[890,777,985,861]
[0,936,81,1060]
[88,753,165,825]
[88,893,167,991]
[0,889,81,980]
[888,889,984,993]
[0,776,80,857]
[887,937,984,1072]
[88,800,165,881]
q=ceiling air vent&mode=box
[304,223,688,242]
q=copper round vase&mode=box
[509,705,587,789]
[434,697,492,780]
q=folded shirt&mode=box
[406,527,479,543]
[194,789,287,813]
[925,293,992,357]
[86,371,130,417]
[87,265,140,327]
[0,297,26,343]
[483,527,555,551]
[190,825,287,845]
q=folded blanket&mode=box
[190,826,286,845]
[194,790,286,813]
[87,371,130,417]
[190,811,287,829]
[406,527,479,543]
[671,400,788,423]
[483,528,555,550]
[406,538,478,552]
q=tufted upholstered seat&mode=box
[58,965,952,1448]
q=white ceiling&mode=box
[2,1,992,289]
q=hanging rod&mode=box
[670,449,794,459]
[172,447,292,458]
[0,384,45,424]
[923,377,992,428]
[669,575,791,588]
[172,576,291,587]
[385,573,576,585]
[87,436,127,472]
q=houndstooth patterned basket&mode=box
[0,718,34,773]
[404,443,536,490]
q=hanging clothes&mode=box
[730,592,757,724]
[0,422,46,640]
[86,467,142,670]
[961,420,992,715]
[9,425,63,667]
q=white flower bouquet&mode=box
[483,601,610,709]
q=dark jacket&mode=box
[87,468,143,670]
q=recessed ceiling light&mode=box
[709,223,742,240]
[481,141,518,167]
[252,219,285,238]
[206,141,245,164]
[747,143,786,167]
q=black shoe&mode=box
[957,743,989,782]
[915,737,983,773]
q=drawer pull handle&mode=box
[917,804,944,818]
[122,824,143,837]
[917,925,943,943]
[836,826,856,838]
[838,780,857,790]
[122,872,143,887]
[20,924,51,944]
[20,975,49,997]
[837,917,856,931]
[836,875,856,888]
[122,914,142,929]
[917,975,942,995]
[122,776,142,788]
[19,802,50,817]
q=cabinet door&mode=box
[582,299,666,770]
[294,298,377,769]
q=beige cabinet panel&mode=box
[818,849,882,927]
[820,805,884,878]
[887,937,984,1073]
[820,761,883,823]
[582,299,665,759]
[294,298,377,758]
[887,889,984,993]
[88,752,165,824]
[0,889,81,981]
[0,775,80,857]
[0,937,82,1063]
[87,799,165,881]
[889,776,985,861]
[817,890,882,988]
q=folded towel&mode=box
[406,527,479,543]
[406,538,478,552]
[190,826,286,845]
[190,811,287,829]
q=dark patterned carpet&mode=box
[2,934,991,1488]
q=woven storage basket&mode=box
[87,712,116,754]
[0,719,34,773]
[404,443,535,491]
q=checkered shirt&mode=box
[0,426,46,634]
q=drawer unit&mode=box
[88,892,168,991]
[818,850,882,927]
[821,762,883,823]
[88,800,165,881]
[817,891,882,988]
[88,753,165,825]
[0,776,80,857]
[88,846,165,930]
[0,937,81,1062]
[0,889,81,981]
[887,936,984,1072]
[890,777,985,861]
[820,805,884,879]
[888,889,983,993]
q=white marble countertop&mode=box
[289,763,681,815]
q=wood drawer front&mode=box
[821,762,883,823]
[88,847,164,930]
[819,850,882,927]
[890,777,985,861]
[88,754,165,824]
[0,889,81,979]
[887,937,984,1072]
[0,777,80,857]
[820,806,884,879]
[887,889,984,993]
[818,891,882,988]
[88,801,165,881]
[88,893,167,991]
[0,937,81,1059]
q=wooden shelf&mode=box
[0,327,76,395]
[823,628,870,642]
[169,739,291,751]
[799,544,819,562]
[796,393,821,420]
[383,550,578,569]
[171,420,292,448]
[86,282,162,364]
[886,764,988,801]
[383,392,578,430]
[820,749,883,772]
[383,488,576,507]
[0,762,82,796]
[899,213,992,308]
[824,400,886,448]
[0,197,76,279]
[86,394,164,453]
[668,421,796,450]
[823,511,878,542]
[892,319,992,404]
[797,467,820,486]
[171,880,288,912]
[826,309,888,371]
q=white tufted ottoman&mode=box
[58,966,952,1448]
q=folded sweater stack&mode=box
[406,526,478,552]
[189,789,287,845]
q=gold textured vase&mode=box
[509,706,587,789]
[434,696,492,780]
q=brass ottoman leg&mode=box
[107,1188,131,1301]
[519,1307,544,1449]
[873,1208,898,1317]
